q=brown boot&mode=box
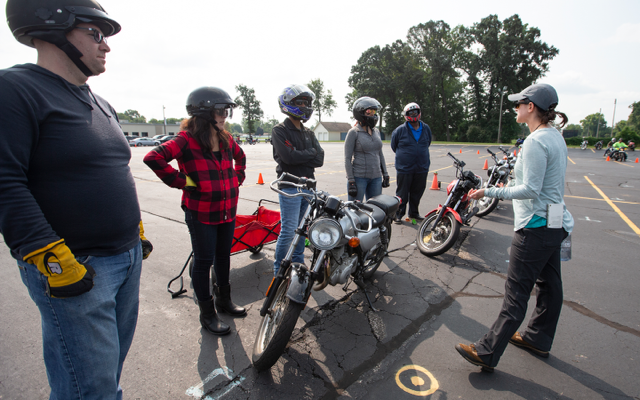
[455,343,494,372]
[509,332,549,358]
[214,284,247,317]
[198,298,230,335]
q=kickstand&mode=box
[355,279,378,312]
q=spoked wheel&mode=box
[362,220,392,280]
[252,277,304,372]
[416,213,460,257]
[476,183,500,217]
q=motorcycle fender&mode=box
[286,263,311,305]
[424,207,463,224]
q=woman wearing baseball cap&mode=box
[456,83,574,371]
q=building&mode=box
[120,121,182,137]
[312,122,353,141]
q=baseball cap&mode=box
[508,83,558,111]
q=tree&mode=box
[580,113,608,137]
[149,117,183,125]
[234,85,264,134]
[564,124,583,135]
[627,101,640,130]
[260,117,280,134]
[117,109,146,123]
[306,79,338,122]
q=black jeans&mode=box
[185,210,235,301]
[474,226,567,367]
[395,172,428,218]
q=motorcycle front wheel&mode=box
[475,182,499,217]
[416,213,460,257]
[362,219,392,280]
[252,277,304,372]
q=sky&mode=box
[2,0,639,131]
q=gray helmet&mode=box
[508,83,558,111]
[6,0,121,76]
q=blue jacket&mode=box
[391,121,432,173]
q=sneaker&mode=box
[394,216,403,224]
[455,343,494,372]
[509,332,549,358]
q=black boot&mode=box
[214,284,247,317]
[197,298,230,335]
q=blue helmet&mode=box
[278,84,316,122]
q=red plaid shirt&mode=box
[144,131,246,224]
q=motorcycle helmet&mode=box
[278,84,316,122]
[6,0,121,77]
[403,102,421,123]
[353,96,381,128]
[186,86,236,131]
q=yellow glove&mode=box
[139,221,153,260]
[24,239,95,298]
[184,176,197,191]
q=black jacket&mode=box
[272,118,324,183]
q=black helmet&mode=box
[353,96,381,128]
[186,86,237,118]
[6,0,120,76]
[278,84,316,122]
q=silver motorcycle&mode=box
[252,173,400,371]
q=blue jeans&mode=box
[184,209,235,301]
[348,176,382,202]
[274,187,310,275]
[18,243,142,400]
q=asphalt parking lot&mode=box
[1,142,639,399]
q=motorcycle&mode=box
[515,138,525,148]
[252,173,400,371]
[476,147,515,217]
[604,147,627,161]
[580,139,588,150]
[247,136,258,145]
[416,153,482,257]
[628,141,636,151]
[595,141,603,150]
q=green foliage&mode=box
[627,101,640,129]
[307,79,338,122]
[117,109,146,123]
[149,117,183,125]
[580,113,609,137]
[234,84,264,134]
[564,124,583,135]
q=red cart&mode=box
[168,199,281,298]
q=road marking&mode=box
[567,156,576,165]
[186,367,235,398]
[614,161,635,168]
[564,195,639,205]
[582,216,602,222]
[395,365,439,396]
[584,176,640,237]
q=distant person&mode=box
[344,96,390,201]
[459,83,574,372]
[144,87,247,336]
[272,84,325,275]
[390,102,432,223]
[1,0,152,398]
[613,138,628,160]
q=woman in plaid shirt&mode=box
[144,87,246,336]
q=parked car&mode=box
[130,137,160,147]
[158,135,176,143]
[125,136,140,144]
[151,134,166,140]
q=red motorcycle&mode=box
[417,153,482,257]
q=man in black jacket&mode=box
[391,102,432,223]
[272,84,324,274]
[1,1,150,398]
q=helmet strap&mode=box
[31,30,94,77]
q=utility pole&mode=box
[611,99,617,138]
[497,86,508,144]
[162,105,167,136]
[596,108,601,138]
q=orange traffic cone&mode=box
[459,149,462,153]
[513,150,517,157]
[429,172,440,190]
[482,159,489,170]
[606,156,610,161]
[636,158,639,163]
[257,173,264,185]
[477,150,480,154]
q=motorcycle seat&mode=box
[366,195,400,217]
[354,204,386,229]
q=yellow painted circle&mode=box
[395,365,439,396]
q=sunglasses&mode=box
[514,99,530,110]
[213,104,233,118]
[74,27,106,44]
[406,109,420,117]
[293,99,311,107]
[365,108,378,116]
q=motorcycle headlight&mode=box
[308,218,343,251]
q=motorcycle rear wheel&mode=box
[475,182,500,217]
[252,277,304,372]
[416,213,460,257]
[362,220,392,280]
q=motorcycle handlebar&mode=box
[447,152,465,168]
[270,173,317,197]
